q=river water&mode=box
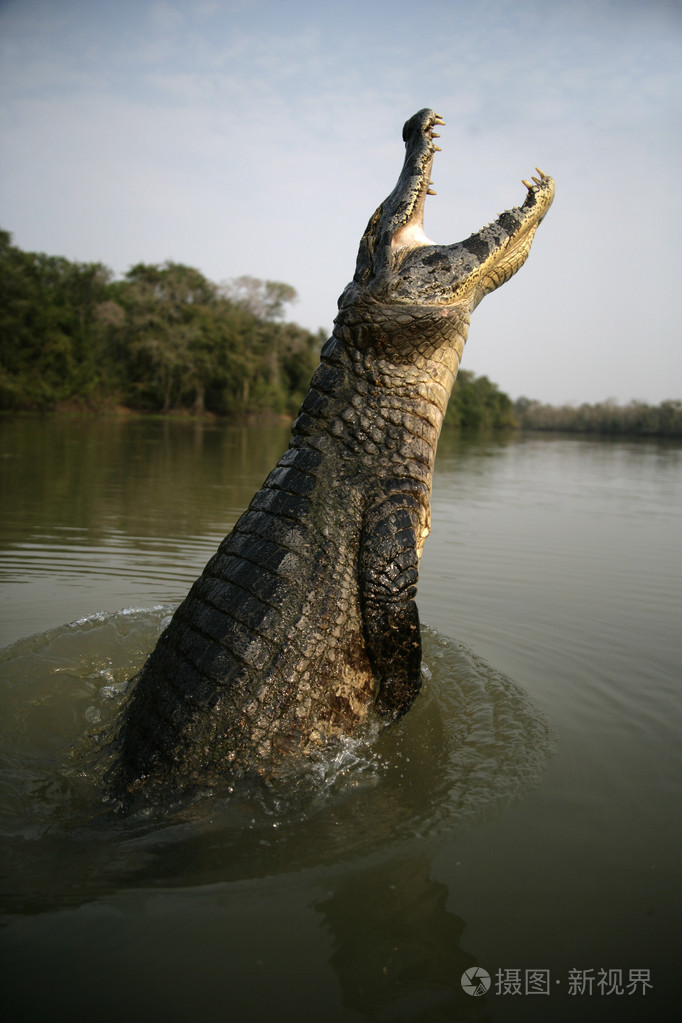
[1,416,680,1022]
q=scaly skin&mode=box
[111,109,554,802]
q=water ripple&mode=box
[0,609,553,910]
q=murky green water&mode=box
[1,417,680,1021]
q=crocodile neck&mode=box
[290,309,472,497]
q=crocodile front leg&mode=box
[360,488,424,719]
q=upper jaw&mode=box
[352,107,555,309]
[351,108,445,287]
[388,108,444,253]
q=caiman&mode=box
[111,108,554,802]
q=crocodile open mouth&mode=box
[346,107,554,316]
[382,108,555,308]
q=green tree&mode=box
[0,234,319,417]
[444,370,517,429]
[220,276,298,322]
[0,231,111,409]
[118,262,219,412]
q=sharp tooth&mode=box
[434,114,445,125]
[427,188,437,195]
[433,144,442,151]
[431,132,440,138]
[522,179,533,190]
[531,175,541,185]
[536,166,547,179]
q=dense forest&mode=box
[0,229,323,417]
[1,231,678,435]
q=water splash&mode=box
[0,609,553,910]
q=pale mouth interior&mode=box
[391,152,436,252]
[391,218,435,251]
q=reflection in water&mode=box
[317,857,490,1022]
[0,609,553,917]
[0,415,292,548]
[0,416,293,645]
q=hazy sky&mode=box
[1,0,680,404]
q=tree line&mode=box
[514,396,682,437]
[1,232,676,435]
[0,230,516,427]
